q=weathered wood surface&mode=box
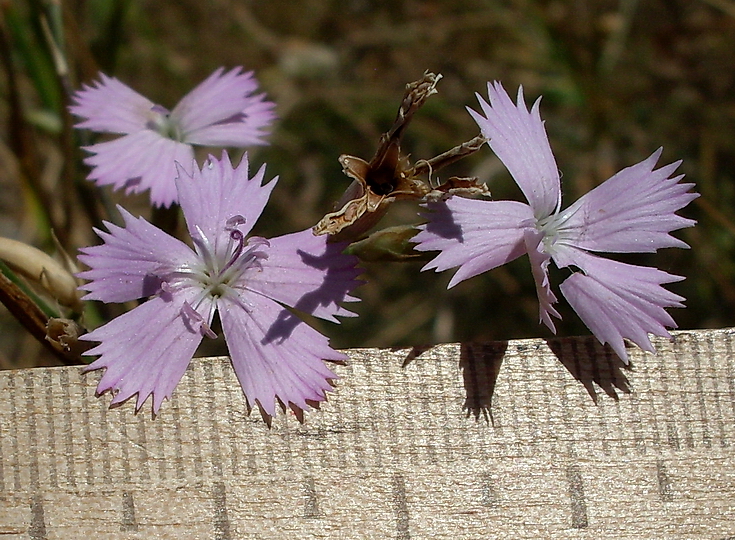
[0,327,734,539]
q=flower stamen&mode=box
[181,301,217,338]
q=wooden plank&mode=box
[0,328,734,538]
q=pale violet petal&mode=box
[244,230,362,322]
[415,197,533,288]
[171,67,275,146]
[556,248,685,363]
[524,229,561,333]
[557,148,698,253]
[78,206,197,303]
[82,290,215,413]
[70,73,156,134]
[468,82,561,218]
[176,152,276,250]
[83,131,195,207]
[184,100,275,147]
[172,67,256,132]
[220,293,342,418]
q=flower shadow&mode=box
[459,335,632,423]
[261,243,359,345]
[545,336,631,403]
[399,345,435,368]
[421,202,464,242]
[459,342,508,424]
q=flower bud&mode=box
[0,237,81,310]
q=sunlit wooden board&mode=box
[0,328,734,539]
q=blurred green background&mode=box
[1,0,733,368]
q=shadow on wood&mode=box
[456,335,632,424]
[546,336,631,403]
[459,342,508,424]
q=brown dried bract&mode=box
[313,72,489,242]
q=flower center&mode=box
[535,209,570,255]
[145,104,184,142]
[191,215,270,301]
[155,216,270,337]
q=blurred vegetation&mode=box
[0,0,733,368]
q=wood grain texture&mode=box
[0,328,734,539]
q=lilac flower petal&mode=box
[172,67,275,146]
[172,67,257,132]
[83,130,195,207]
[559,149,699,253]
[70,74,156,134]
[77,206,196,303]
[246,230,362,322]
[184,100,276,147]
[176,152,276,249]
[524,229,561,332]
[220,293,343,417]
[468,82,561,218]
[557,249,685,363]
[415,197,534,288]
[82,290,215,413]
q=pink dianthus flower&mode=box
[415,82,698,362]
[70,67,275,207]
[78,153,361,416]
